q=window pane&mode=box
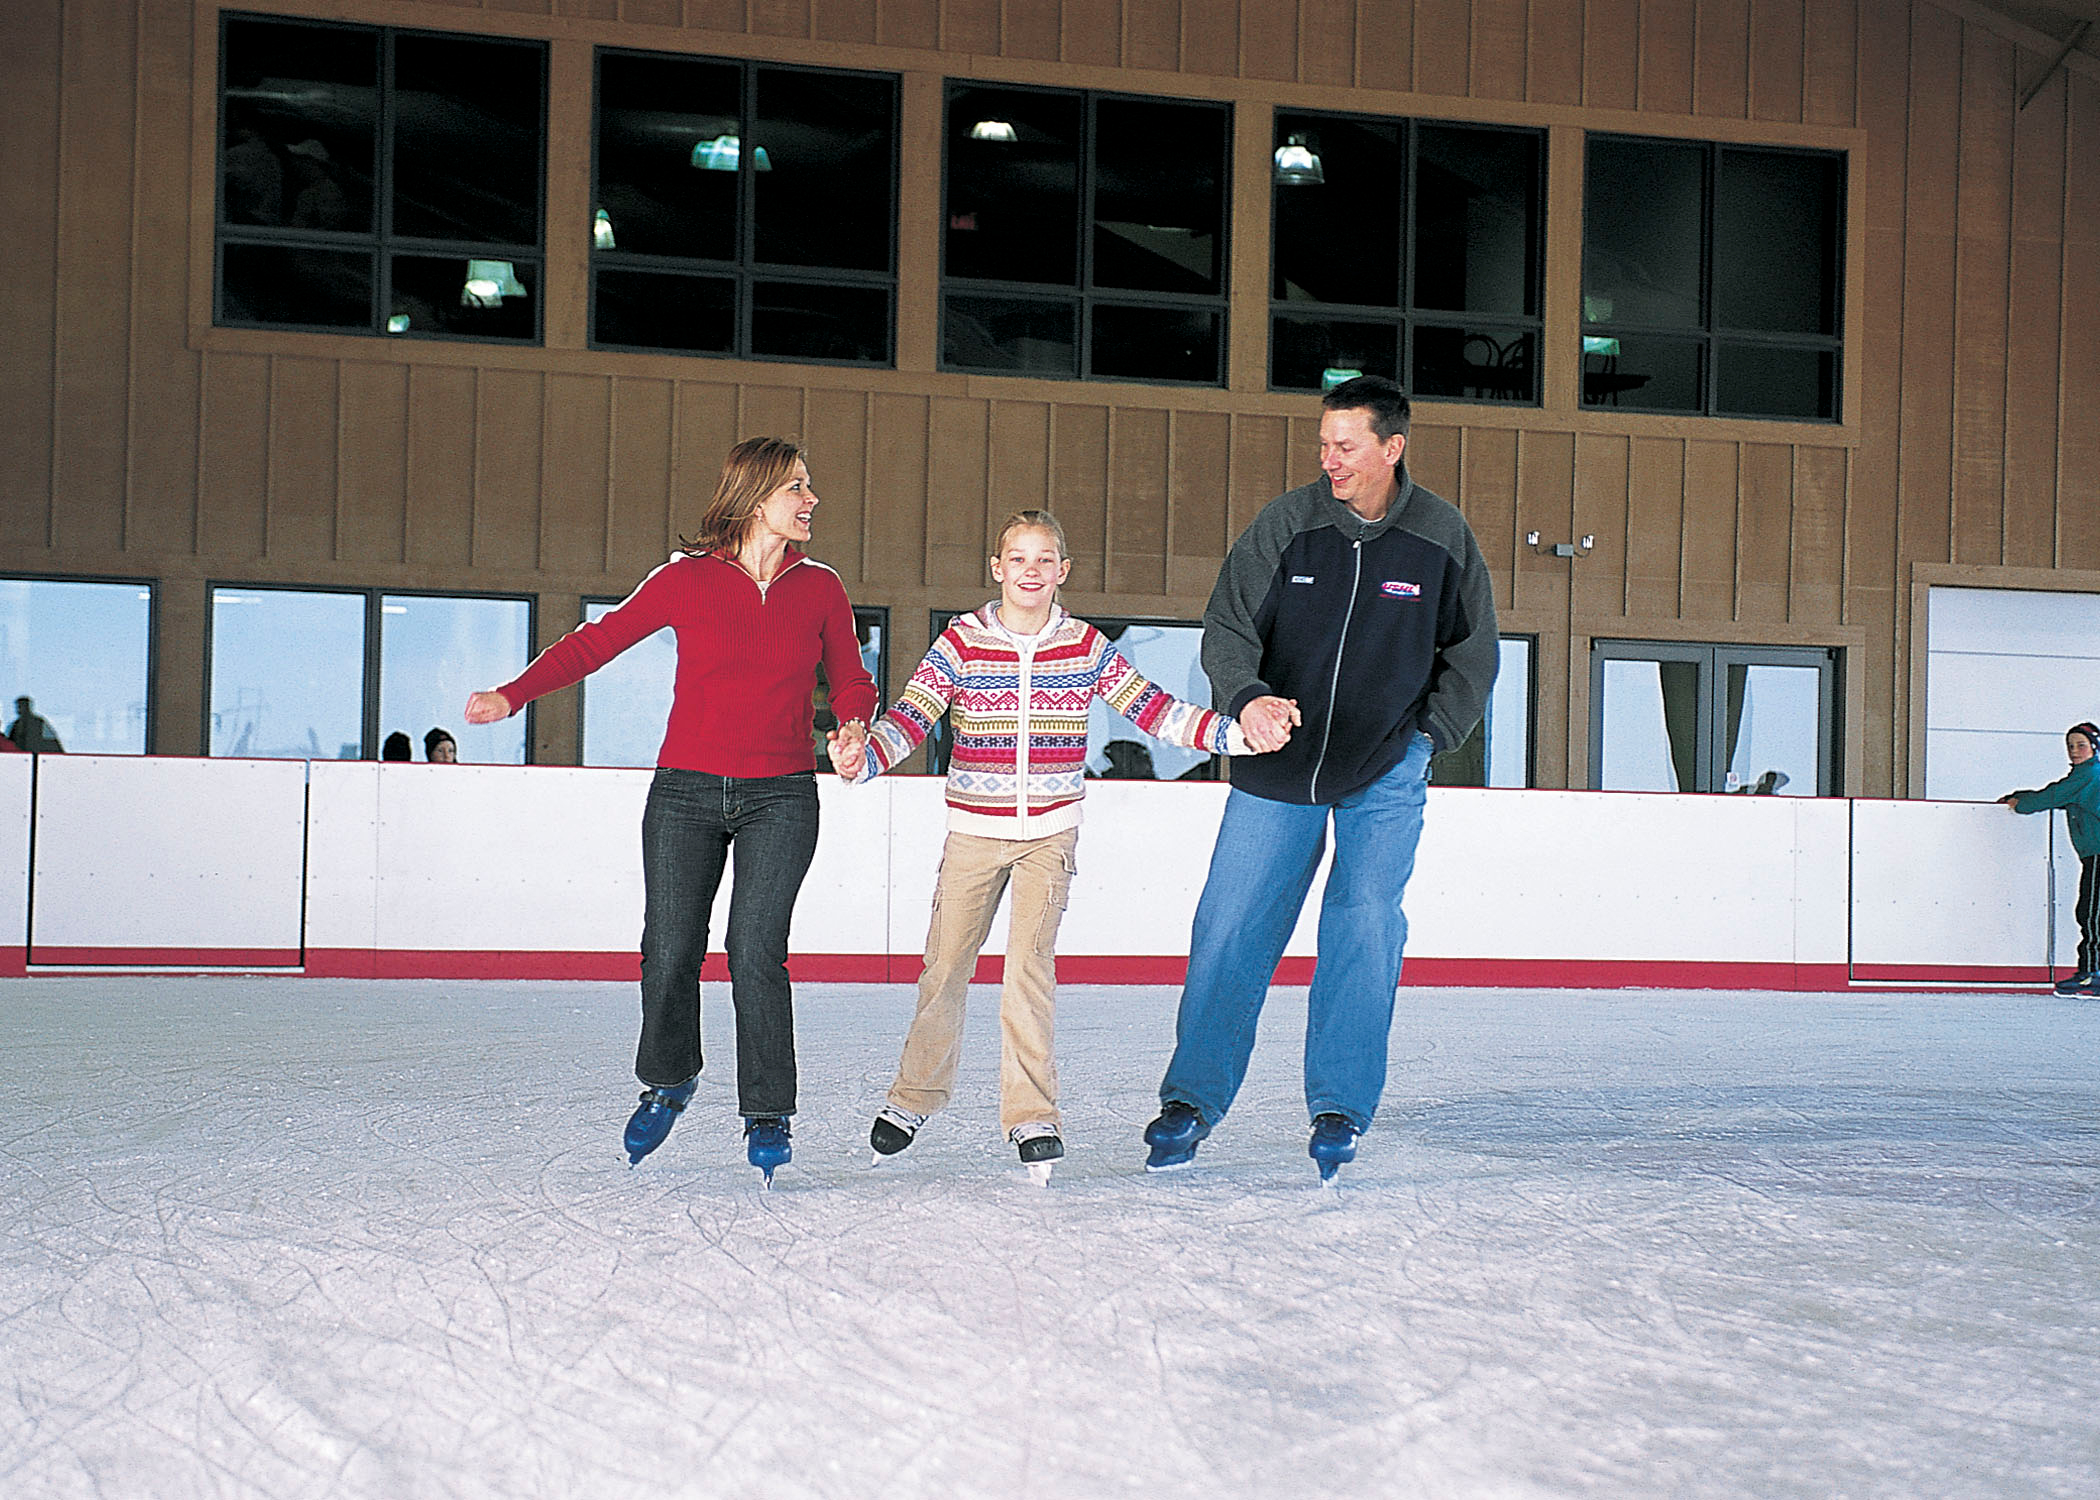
[751,281,889,363]
[594,52,741,263]
[1583,333,1703,410]
[1488,637,1532,788]
[944,293,1077,376]
[388,255,536,340]
[1090,303,1220,384]
[1722,663,1821,796]
[389,33,543,247]
[579,601,674,768]
[1925,587,2100,801]
[855,610,887,706]
[752,67,894,272]
[221,243,374,330]
[1092,98,1226,296]
[210,588,365,759]
[1085,622,1216,781]
[1411,326,1535,403]
[1598,657,1702,792]
[1413,124,1539,317]
[221,17,378,232]
[594,268,735,352]
[1584,137,1704,330]
[945,86,1081,286]
[1270,315,1400,391]
[1272,113,1403,307]
[1714,342,1836,421]
[1430,636,1533,788]
[379,595,532,765]
[1715,148,1841,335]
[0,579,151,756]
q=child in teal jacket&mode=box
[2003,721,2100,995]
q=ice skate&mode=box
[1308,1112,1359,1185]
[744,1115,792,1187]
[869,1106,925,1164]
[1010,1121,1064,1186]
[2053,972,2093,995]
[1143,1101,1209,1171]
[623,1077,696,1166]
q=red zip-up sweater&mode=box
[494,549,878,777]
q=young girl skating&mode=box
[829,509,1283,1181]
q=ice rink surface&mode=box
[1,977,2095,1500]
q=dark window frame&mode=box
[1587,638,1841,796]
[204,581,537,761]
[1581,133,1846,421]
[213,11,549,345]
[588,48,901,367]
[1268,109,1546,402]
[938,81,1233,388]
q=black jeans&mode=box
[2079,855,2100,976]
[637,768,820,1116]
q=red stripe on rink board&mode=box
[27,946,302,968]
[2,950,2050,992]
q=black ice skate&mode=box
[1010,1121,1064,1186]
[869,1106,925,1163]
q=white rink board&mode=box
[1850,798,2052,968]
[1408,789,1850,964]
[28,756,307,956]
[370,764,649,953]
[0,755,28,951]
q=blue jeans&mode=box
[1159,734,1432,1132]
[638,768,819,1116]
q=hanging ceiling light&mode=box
[1273,134,1324,186]
[692,134,771,171]
[461,260,527,308]
[593,209,616,250]
[969,119,1017,142]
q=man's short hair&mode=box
[1321,375,1411,442]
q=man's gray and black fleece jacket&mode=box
[1202,468,1500,806]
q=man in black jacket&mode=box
[1143,376,1499,1179]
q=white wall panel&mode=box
[1061,781,1227,956]
[29,755,307,958]
[1851,799,2052,969]
[791,778,892,956]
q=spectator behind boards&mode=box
[6,697,63,754]
[424,728,458,763]
[2002,720,2100,998]
[382,732,413,762]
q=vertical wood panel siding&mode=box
[4,0,2099,785]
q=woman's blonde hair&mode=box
[991,508,1068,561]
[680,436,808,556]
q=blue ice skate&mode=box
[624,1078,696,1165]
[744,1115,792,1186]
[2054,971,2096,996]
[1143,1101,1210,1171]
[1308,1113,1359,1183]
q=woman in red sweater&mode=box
[464,437,876,1182]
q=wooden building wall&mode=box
[1,0,2096,793]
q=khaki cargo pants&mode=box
[888,827,1078,1133]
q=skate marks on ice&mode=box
[0,979,2095,1499]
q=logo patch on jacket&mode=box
[1290,575,1316,585]
[1380,580,1422,598]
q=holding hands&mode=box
[1238,695,1301,754]
[827,718,869,780]
[463,690,512,725]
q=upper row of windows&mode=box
[215,13,1845,421]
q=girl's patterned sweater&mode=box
[858,603,1245,839]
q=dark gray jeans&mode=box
[637,768,820,1116]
